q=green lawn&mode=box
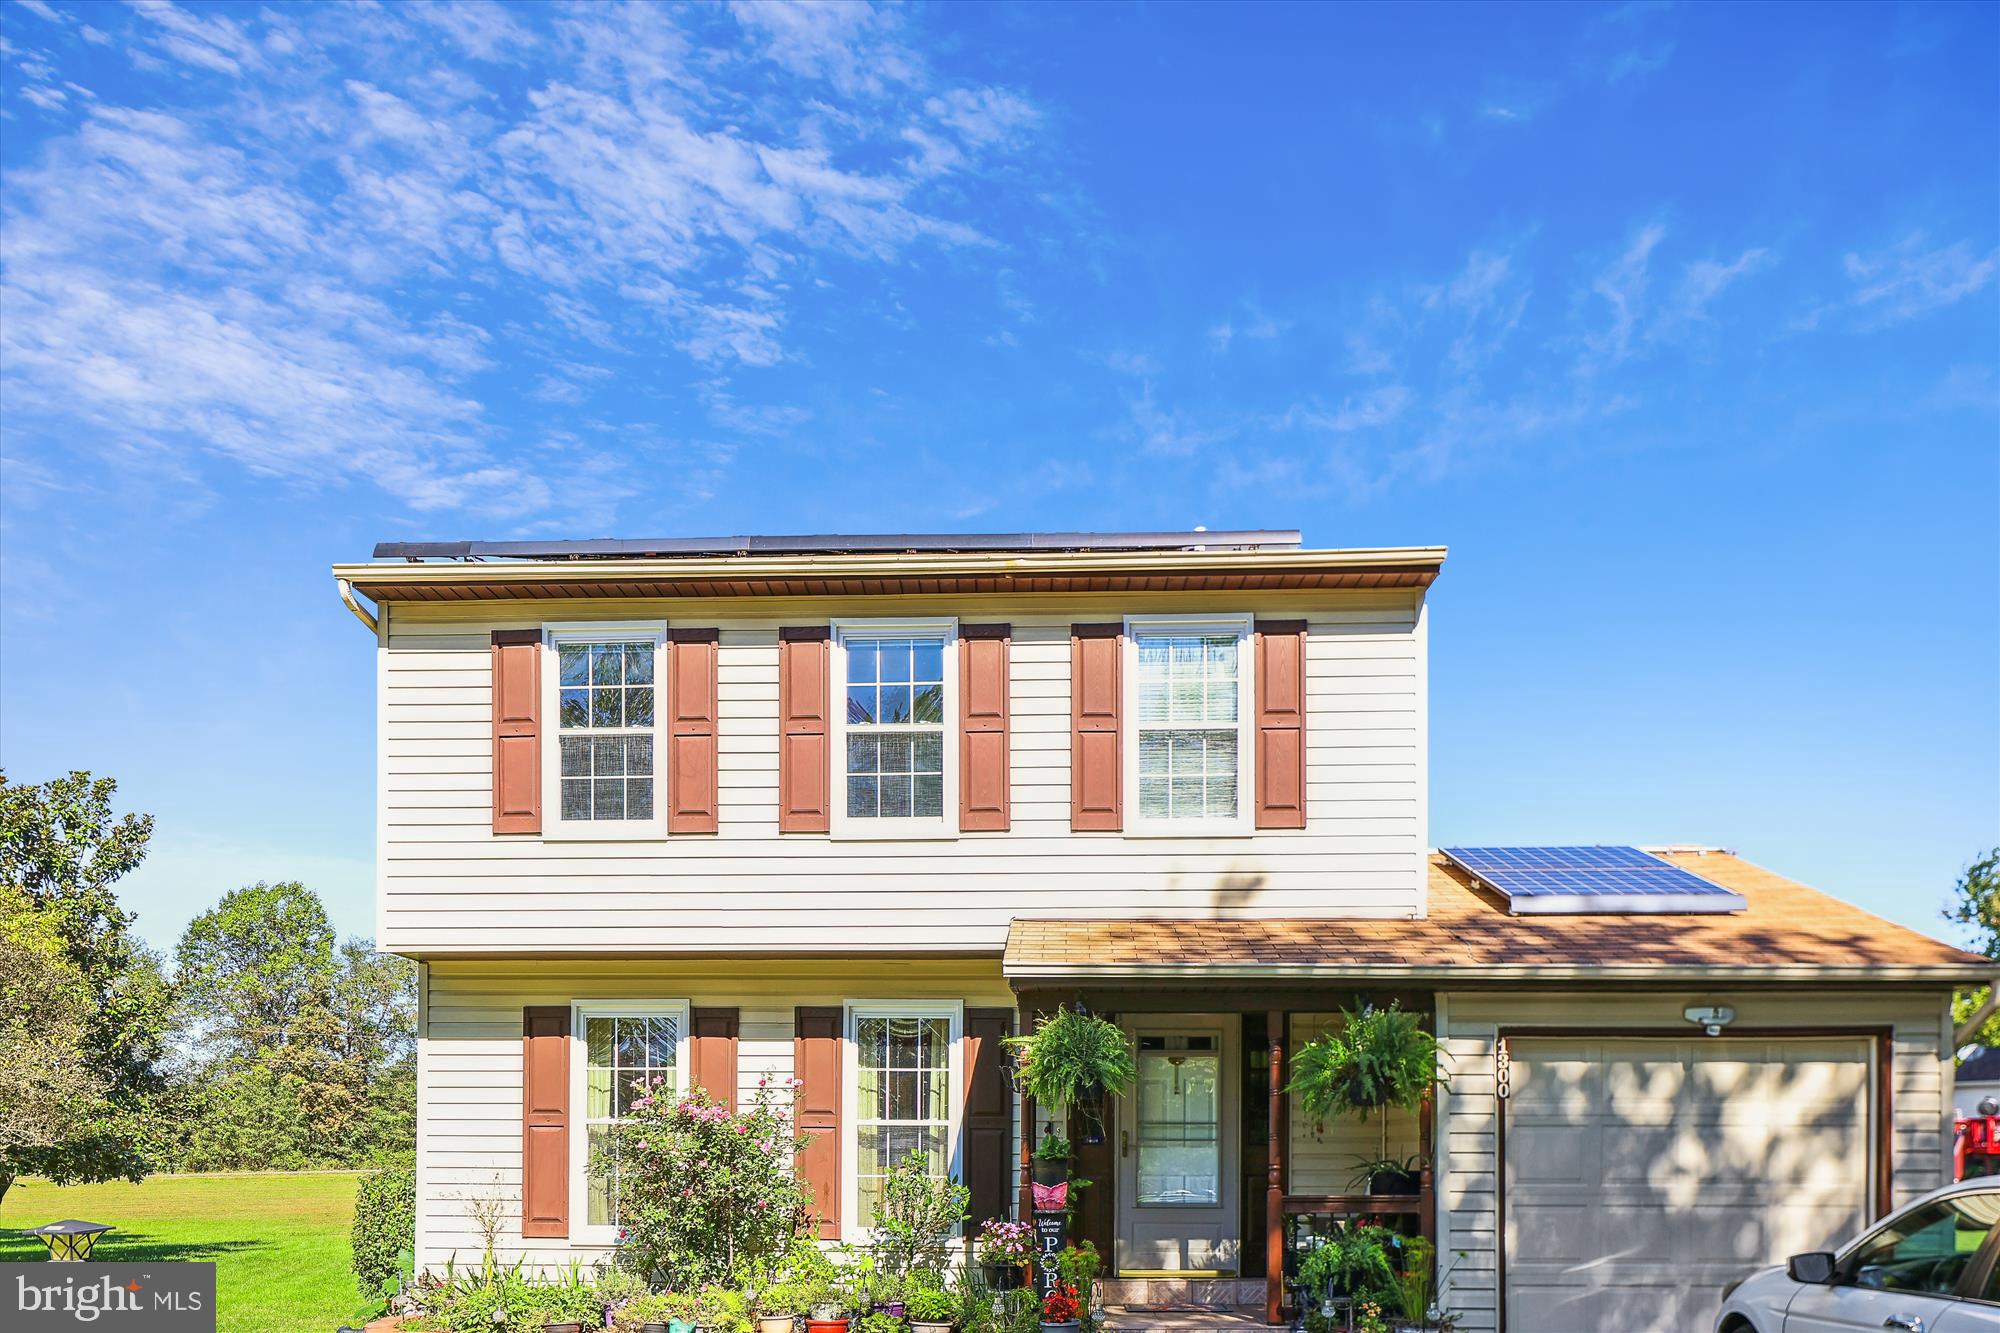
[1,1172,363,1333]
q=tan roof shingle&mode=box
[1002,850,1990,983]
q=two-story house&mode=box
[334,530,1988,1333]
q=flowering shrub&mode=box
[975,1219,1033,1267]
[598,1077,813,1290]
[1039,1283,1081,1324]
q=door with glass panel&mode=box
[1116,1017,1239,1276]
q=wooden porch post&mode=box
[1265,1009,1286,1325]
[1018,994,1036,1222]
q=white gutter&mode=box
[336,578,379,634]
[1001,961,2000,985]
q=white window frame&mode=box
[841,999,965,1239]
[1121,613,1255,837]
[569,998,690,1245]
[829,618,959,841]
[541,622,669,840]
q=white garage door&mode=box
[1504,1035,1873,1333]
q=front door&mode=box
[1115,1015,1239,1276]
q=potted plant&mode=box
[1296,1223,1399,1306]
[757,1280,805,1333]
[1345,1153,1428,1197]
[1054,1243,1099,1319]
[804,1275,851,1333]
[1286,1003,1444,1195]
[1032,1132,1072,1187]
[700,1286,754,1333]
[616,1291,695,1333]
[1037,1282,1082,1333]
[975,1219,1033,1290]
[855,1314,905,1333]
[1006,1006,1136,1143]
[906,1287,955,1333]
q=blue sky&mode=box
[1,0,1994,954]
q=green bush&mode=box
[350,1155,416,1297]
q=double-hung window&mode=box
[831,620,957,838]
[544,625,667,837]
[571,1000,687,1236]
[845,1002,962,1231]
[1123,614,1254,834]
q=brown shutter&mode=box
[690,1007,739,1111]
[959,624,1011,832]
[1070,623,1122,831]
[778,628,831,833]
[1254,621,1308,829]
[521,1005,570,1237]
[794,1006,843,1237]
[492,630,541,835]
[669,629,720,834]
[963,1008,1014,1229]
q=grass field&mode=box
[1,1172,363,1333]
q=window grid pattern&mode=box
[558,642,656,821]
[1134,634,1242,821]
[584,1013,679,1227]
[844,637,945,820]
[854,1013,950,1221]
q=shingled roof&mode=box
[1003,850,1991,984]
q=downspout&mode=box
[1955,980,2000,1049]
[336,578,379,634]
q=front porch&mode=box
[1010,986,1436,1326]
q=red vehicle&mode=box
[1955,1097,2000,1180]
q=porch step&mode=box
[1098,1307,1275,1333]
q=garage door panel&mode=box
[1506,1122,1599,1185]
[1505,1036,1871,1333]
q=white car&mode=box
[1717,1178,2000,1332]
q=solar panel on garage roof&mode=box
[1439,845,1749,916]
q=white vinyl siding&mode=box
[414,959,1013,1272]
[377,591,1427,954]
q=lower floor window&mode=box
[579,1006,684,1228]
[853,1010,953,1221]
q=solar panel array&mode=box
[1439,845,1749,915]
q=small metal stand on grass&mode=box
[24,1220,113,1261]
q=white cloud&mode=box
[0,1,1050,524]
[1842,236,1999,328]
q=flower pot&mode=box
[874,1303,906,1319]
[757,1318,796,1333]
[806,1320,850,1333]
[669,1321,699,1333]
[638,1324,671,1333]
[1032,1157,1069,1187]
[1041,1322,1082,1333]
[542,1324,586,1333]
[980,1264,1025,1291]
[912,1323,953,1333]
[1368,1168,1422,1196]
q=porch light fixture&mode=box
[25,1220,113,1261]
[1684,1005,1736,1037]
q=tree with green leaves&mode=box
[0,770,167,1205]
[1946,848,2000,1053]
[175,880,338,1057]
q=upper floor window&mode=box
[544,624,667,837]
[832,620,957,838]
[1124,614,1253,834]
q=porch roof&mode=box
[1003,850,1994,985]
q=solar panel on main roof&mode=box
[1439,845,1749,916]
